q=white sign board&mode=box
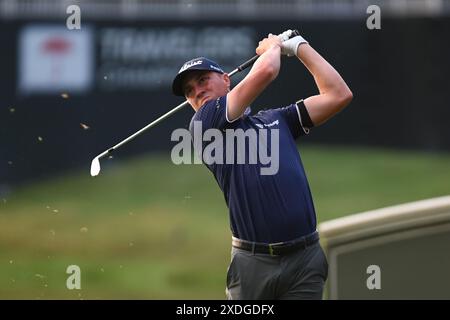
[18,25,93,94]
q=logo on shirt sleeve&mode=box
[256,120,279,129]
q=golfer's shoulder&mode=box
[189,96,228,132]
[254,105,285,120]
[253,104,301,129]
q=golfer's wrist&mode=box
[281,35,308,57]
[271,43,282,53]
[295,42,309,58]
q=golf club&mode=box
[90,29,300,176]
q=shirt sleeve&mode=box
[275,100,313,139]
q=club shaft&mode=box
[103,100,189,158]
[99,62,250,159]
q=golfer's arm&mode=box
[298,44,353,126]
[227,46,281,121]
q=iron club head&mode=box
[90,156,101,177]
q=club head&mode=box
[90,157,101,176]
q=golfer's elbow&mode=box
[335,84,353,110]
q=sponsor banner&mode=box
[18,25,94,94]
[98,27,255,91]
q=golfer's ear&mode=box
[223,73,231,88]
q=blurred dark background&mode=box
[1,0,449,187]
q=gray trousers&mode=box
[226,241,328,300]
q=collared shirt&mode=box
[189,95,316,243]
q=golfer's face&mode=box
[183,71,230,110]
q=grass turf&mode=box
[1,145,449,299]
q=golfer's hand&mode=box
[279,30,308,57]
[256,34,282,56]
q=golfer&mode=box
[171,30,352,299]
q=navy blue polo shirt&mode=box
[189,95,316,243]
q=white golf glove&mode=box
[278,29,308,57]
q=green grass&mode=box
[1,145,449,299]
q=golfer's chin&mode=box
[200,96,212,106]
[191,96,218,111]
[194,97,213,109]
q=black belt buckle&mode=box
[269,242,300,256]
[268,243,275,256]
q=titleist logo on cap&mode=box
[179,60,203,73]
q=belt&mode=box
[232,231,319,256]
